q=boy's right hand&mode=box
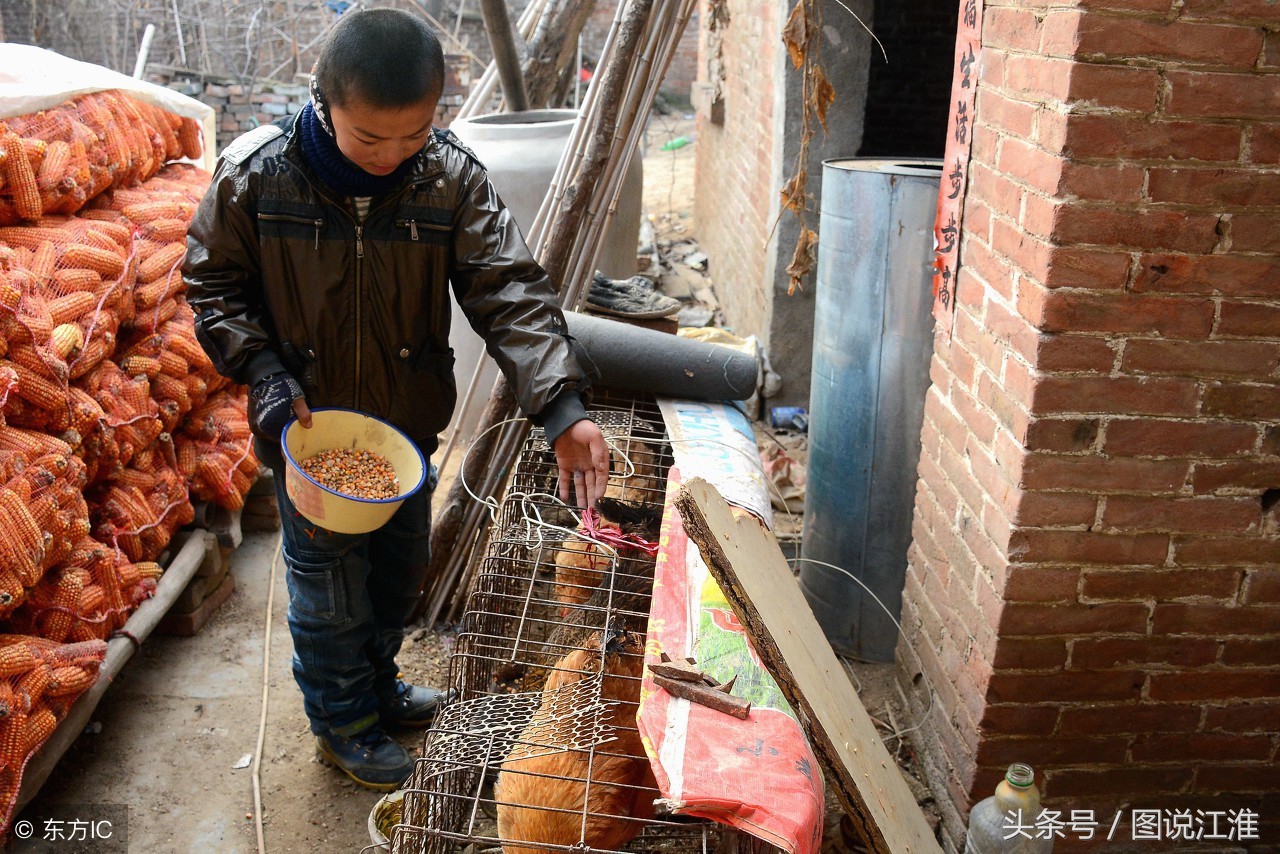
[249,371,313,441]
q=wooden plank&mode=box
[673,477,941,854]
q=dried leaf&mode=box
[782,0,808,70]
[779,172,806,215]
[811,67,836,132]
[786,227,818,294]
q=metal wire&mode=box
[392,391,774,854]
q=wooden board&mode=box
[674,477,941,854]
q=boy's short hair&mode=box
[316,8,445,108]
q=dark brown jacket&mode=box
[183,115,587,451]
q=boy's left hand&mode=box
[553,419,610,510]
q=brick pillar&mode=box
[901,0,1280,847]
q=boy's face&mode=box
[329,94,439,176]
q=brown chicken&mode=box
[496,623,657,854]
[549,499,662,611]
[600,431,662,505]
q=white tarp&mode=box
[0,44,218,171]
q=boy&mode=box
[184,8,609,791]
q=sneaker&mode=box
[315,725,414,792]
[377,681,449,729]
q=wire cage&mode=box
[390,392,773,854]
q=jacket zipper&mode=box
[257,212,324,249]
[395,217,452,241]
[354,224,364,411]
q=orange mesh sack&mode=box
[0,90,203,224]
[0,635,108,830]
[176,387,259,511]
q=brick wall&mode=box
[580,0,700,100]
[690,0,781,345]
[901,0,1280,847]
[149,62,470,154]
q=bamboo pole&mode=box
[477,0,530,111]
[419,0,659,623]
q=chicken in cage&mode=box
[391,399,772,854]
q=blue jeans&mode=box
[272,460,438,736]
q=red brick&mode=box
[979,703,1061,736]
[1058,703,1200,735]
[969,163,1025,234]
[1010,528,1170,565]
[1052,205,1223,253]
[1005,55,1076,104]
[1251,122,1280,163]
[1218,301,1280,337]
[1000,603,1151,636]
[1222,638,1280,666]
[1081,568,1242,601]
[1154,604,1280,635]
[1024,417,1100,452]
[1131,733,1273,763]
[1012,491,1098,527]
[1193,460,1280,493]
[991,637,1071,670]
[1174,536,1280,565]
[1167,70,1280,120]
[1148,167,1280,208]
[1264,426,1280,456]
[1002,566,1081,603]
[1032,376,1201,418]
[1105,419,1258,458]
[1070,63,1161,112]
[1023,454,1189,493]
[1132,253,1278,297]
[988,670,1145,703]
[1230,212,1280,253]
[1059,161,1146,203]
[1045,11,1263,67]
[958,237,1014,304]
[951,384,999,448]
[1244,568,1280,604]
[1103,495,1261,535]
[1203,382,1280,420]
[984,6,1044,53]
[1033,335,1116,373]
[996,138,1060,196]
[984,292,1041,362]
[982,735,1131,766]
[1122,340,1280,379]
[976,88,1037,140]
[1039,291,1215,337]
[1149,670,1280,701]
[1040,246,1131,290]
[1061,115,1242,161]
[1182,0,1280,18]
[1043,767,1193,798]
[976,370,1032,438]
[1072,636,1220,667]
[1204,702,1280,732]
[1197,765,1280,792]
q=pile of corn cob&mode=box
[0,88,258,823]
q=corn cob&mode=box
[36,141,72,193]
[22,707,57,754]
[20,138,47,172]
[138,217,187,244]
[0,640,37,678]
[8,342,65,382]
[85,219,133,247]
[47,665,95,698]
[68,337,110,380]
[120,200,185,224]
[44,568,87,643]
[47,291,96,326]
[50,323,85,361]
[62,244,124,279]
[1,710,29,764]
[51,268,101,294]
[80,228,120,254]
[15,663,51,712]
[29,240,57,282]
[0,226,69,250]
[156,349,187,378]
[177,117,203,160]
[0,427,71,460]
[2,133,40,220]
[0,681,15,720]
[6,360,66,411]
[119,354,161,380]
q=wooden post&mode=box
[477,0,530,111]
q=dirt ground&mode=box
[15,111,937,853]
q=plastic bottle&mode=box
[964,763,1054,853]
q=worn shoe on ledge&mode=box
[377,681,449,729]
[316,725,414,792]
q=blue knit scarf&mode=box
[298,102,416,198]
